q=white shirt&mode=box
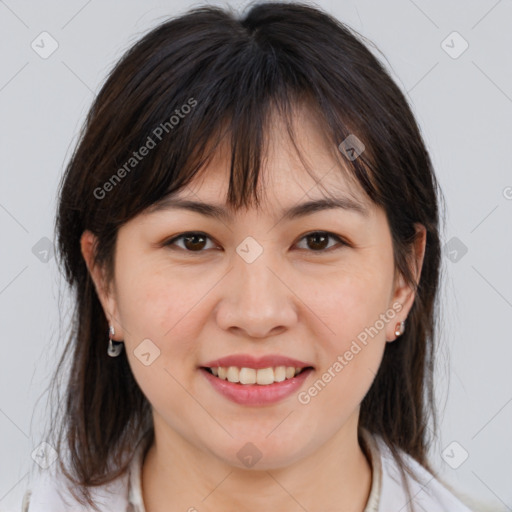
[22,429,474,511]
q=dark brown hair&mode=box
[46,1,445,509]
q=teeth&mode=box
[274,366,286,382]
[227,366,239,383]
[239,367,256,384]
[208,366,306,385]
[256,367,274,385]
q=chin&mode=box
[206,432,311,471]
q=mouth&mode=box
[199,357,315,406]
[200,365,313,385]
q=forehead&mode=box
[170,104,371,216]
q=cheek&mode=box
[114,258,207,341]
[298,260,393,399]
[302,263,393,343]
[114,264,204,420]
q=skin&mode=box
[81,105,426,512]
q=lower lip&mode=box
[200,367,313,406]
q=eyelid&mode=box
[163,230,349,253]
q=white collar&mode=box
[24,428,473,511]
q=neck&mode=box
[141,413,373,512]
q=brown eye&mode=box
[296,231,346,253]
[165,232,216,252]
[183,233,207,251]
[164,230,347,255]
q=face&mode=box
[82,105,425,470]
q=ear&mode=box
[386,223,427,342]
[80,230,124,340]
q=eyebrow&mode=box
[148,194,369,221]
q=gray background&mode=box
[1,1,511,511]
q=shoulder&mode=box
[21,464,130,512]
[22,432,152,512]
[369,433,475,512]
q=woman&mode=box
[23,2,474,511]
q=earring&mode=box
[394,320,405,338]
[107,324,124,357]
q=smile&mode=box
[204,365,308,385]
[199,366,314,406]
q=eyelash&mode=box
[163,231,348,255]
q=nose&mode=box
[214,248,298,339]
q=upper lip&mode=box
[201,354,314,369]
